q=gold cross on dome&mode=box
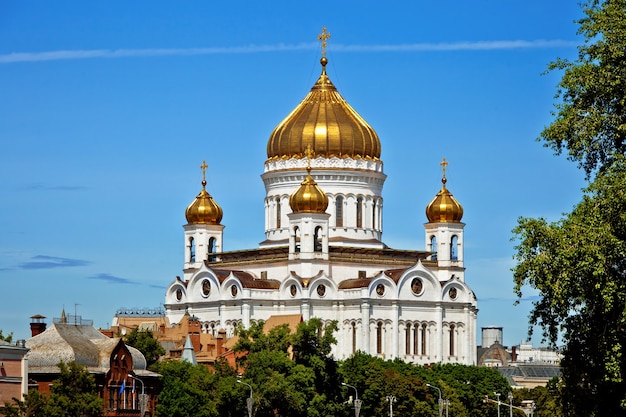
[440,157,448,179]
[200,160,208,181]
[318,27,331,57]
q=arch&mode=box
[430,235,437,260]
[335,195,344,227]
[451,235,459,260]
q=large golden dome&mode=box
[289,167,329,213]
[426,159,463,223]
[185,162,223,225]
[266,56,381,160]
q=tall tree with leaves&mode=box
[513,2,626,414]
[123,328,166,369]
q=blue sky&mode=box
[1,1,587,346]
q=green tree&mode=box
[0,329,13,343]
[540,0,626,179]
[513,1,626,414]
[123,328,166,369]
[44,361,104,417]
[155,359,218,417]
[2,390,47,417]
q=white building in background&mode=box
[164,31,478,365]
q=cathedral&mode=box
[164,29,478,365]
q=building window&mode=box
[314,226,322,252]
[451,235,459,260]
[336,196,344,227]
[208,237,216,261]
[449,324,455,356]
[405,323,411,355]
[414,324,419,355]
[376,322,383,354]
[430,236,437,260]
[294,226,301,253]
[421,324,427,355]
[276,197,281,228]
[356,196,363,228]
[352,322,357,354]
[372,199,376,229]
[189,237,196,262]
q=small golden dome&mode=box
[289,167,329,213]
[426,159,463,223]
[266,56,381,161]
[185,161,223,225]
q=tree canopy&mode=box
[514,0,626,414]
[123,327,166,369]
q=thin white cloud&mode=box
[0,39,576,64]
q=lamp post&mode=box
[427,383,446,417]
[238,379,253,417]
[342,382,362,417]
[127,374,146,417]
[494,392,501,417]
[508,392,514,417]
[386,395,396,417]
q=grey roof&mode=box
[496,364,561,386]
[26,322,146,372]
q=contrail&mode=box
[0,39,576,64]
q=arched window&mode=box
[189,237,196,262]
[430,236,437,260]
[352,322,357,354]
[294,226,301,253]
[356,196,363,228]
[275,197,281,228]
[451,235,459,260]
[421,324,427,355]
[405,323,411,355]
[336,196,344,227]
[372,199,377,229]
[449,324,455,356]
[414,324,419,355]
[376,322,383,354]
[314,226,323,252]
[208,237,216,262]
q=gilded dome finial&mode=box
[426,158,463,223]
[439,157,448,185]
[200,160,208,187]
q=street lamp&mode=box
[494,392,501,417]
[427,383,448,417]
[237,379,253,417]
[386,395,396,417]
[342,382,362,417]
[127,374,146,417]
[508,392,514,417]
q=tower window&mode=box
[351,322,357,354]
[335,196,344,227]
[356,196,363,228]
[405,323,411,355]
[275,197,281,228]
[294,226,301,253]
[430,236,437,261]
[314,226,322,252]
[189,237,196,262]
[451,235,459,260]
[208,237,216,262]
[421,324,427,355]
[372,199,376,229]
[376,322,383,354]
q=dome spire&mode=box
[426,157,464,223]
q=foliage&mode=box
[540,0,626,179]
[123,327,166,369]
[0,329,13,343]
[154,359,219,417]
[3,361,104,417]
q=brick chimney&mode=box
[216,329,226,355]
[30,314,47,336]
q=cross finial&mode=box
[318,27,331,58]
[305,145,315,170]
[200,160,208,183]
[440,157,448,180]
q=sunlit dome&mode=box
[185,161,223,225]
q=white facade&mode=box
[164,53,478,365]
